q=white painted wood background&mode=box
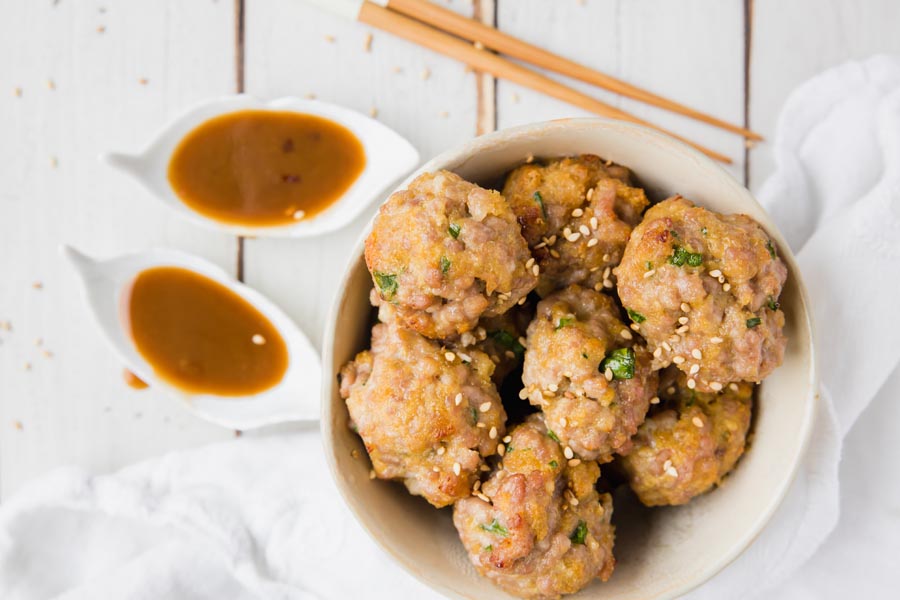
[0,0,897,500]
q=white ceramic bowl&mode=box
[321,119,817,600]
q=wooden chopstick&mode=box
[387,0,761,142]
[358,2,733,164]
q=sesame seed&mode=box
[548,383,558,392]
[620,329,633,340]
[681,302,691,313]
[560,417,568,427]
[458,352,472,362]
[589,217,599,229]
[503,435,512,443]
[369,107,378,118]
[351,449,360,458]
[489,426,497,439]
[498,444,506,457]
[678,316,689,325]
[572,208,584,217]
[293,209,306,220]
[604,367,613,381]
[587,188,594,200]
[687,378,696,390]
[602,253,610,262]
[251,334,266,345]
[476,422,486,428]
[603,278,613,289]
[518,389,528,401]
[653,347,662,358]
[568,458,581,467]
[723,283,732,292]
[517,297,527,305]
[363,32,373,52]
[630,323,641,331]
[663,459,672,471]
[594,282,604,292]
[445,351,456,361]
[476,492,490,502]
[729,383,740,391]
[666,466,679,477]
[454,393,463,406]
[23,362,31,371]
[692,416,704,428]
[47,79,56,90]
[324,34,335,42]
[565,232,581,242]
[650,396,660,404]
[504,350,515,359]
[711,337,724,344]
[474,41,485,50]
[525,153,534,163]
[709,269,722,278]
[369,469,376,479]
[667,386,676,395]
[710,382,723,391]
[548,235,558,245]
[690,364,700,375]
[550,249,561,259]
[718,276,726,284]
[13,87,22,97]
[564,446,574,459]
[676,325,689,334]
[453,462,461,476]
[661,341,672,352]
[437,446,446,455]
[526,257,535,269]
[672,356,685,364]
[691,349,702,360]
[473,480,481,491]
[41,349,53,359]
[603,266,611,279]
[643,269,656,278]
[479,402,492,412]
[518,336,527,347]
[579,225,590,236]
[669,334,681,343]
[534,242,547,249]
[532,264,540,276]
[420,66,431,80]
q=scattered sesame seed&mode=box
[662,342,672,352]
[46,79,56,90]
[13,87,22,97]
[454,392,463,406]
[476,422,486,428]
[525,257,535,269]
[503,435,512,443]
[711,337,724,344]
[512,92,520,103]
[718,276,726,284]
[32,281,43,290]
[710,382,723,391]
[453,462,461,476]
[518,336,527,347]
[13,421,23,431]
[593,282,603,292]
[602,253,610,262]
[604,367,613,381]
[369,107,378,118]
[709,269,722,278]
[518,388,529,400]
[458,352,472,362]
[666,466,679,477]
[663,459,673,471]
[563,446,574,459]
[292,209,306,220]
[433,466,440,472]
[304,92,317,99]
[473,41,484,50]
[23,362,31,371]
[602,278,613,289]
[479,402,492,412]
[681,302,691,313]
[667,386,676,395]
[653,347,662,358]
[251,334,266,345]
[444,351,456,361]
[687,378,696,390]
[138,77,149,85]
[97,25,106,33]
[630,323,641,331]
[678,316,689,325]
[565,232,581,242]
[620,329,633,340]
[560,417,568,427]
[590,216,598,229]
[672,355,685,364]
[489,426,497,439]
[391,66,402,74]
[587,187,594,200]
[650,396,660,404]
[572,208,584,217]
[729,383,740,391]
[476,492,490,502]
[692,416,704,428]
[643,269,656,278]
[324,34,335,42]
[437,446,446,455]
[550,249,561,259]
[579,224,590,236]
[676,325,689,334]
[351,449,360,458]
[421,66,431,80]
[568,458,581,467]
[690,364,700,375]
[362,32,373,52]
[0,320,11,331]
[587,238,598,247]
[534,241,547,249]
[517,297,527,305]
[498,444,506,457]
[691,349,702,360]
[525,152,534,163]
[531,264,540,276]
[723,283,732,292]
[369,469,376,479]
[547,383,558,392]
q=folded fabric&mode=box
[2,55,899,600]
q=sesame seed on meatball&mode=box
[614,196,787,392]
[365,170,537,339]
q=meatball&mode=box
[614,196,787,392]
[502,155,648,297]
[339,322,506,508]
[453,415,615,600]
[365,170,537,339]
[521,285,658,462]
[619,368,754,506]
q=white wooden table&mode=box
[0,0,897,501]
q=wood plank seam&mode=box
[235,0,246,282]
[743,0,754,188]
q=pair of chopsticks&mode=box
[314,0,761,164]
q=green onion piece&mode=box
[505,444,514,453]
[470,407,479,424]
[555,317,574,330]
[766,295,780,311]
[480,519,509,537]
[581,352,589,359]
[687,252,703,267]
[484,544,493,552]
[533,191,548,219]
[448,223,461,239]
[549,460,559,468]
[645,261,653,270]
[746,317,762,328]
[766,240,777,259]
[600,347,635,379]
[627,308,646,323]
[701,227,708,236]
[440,256,451,274]
[373,271,398,300]
[489,330,525,357]
[668,246,688,266]
[547,430,561,443]
[570,520,588,545]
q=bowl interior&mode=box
[322,119,816,600]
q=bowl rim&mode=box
[320,117,819,600]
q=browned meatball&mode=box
[521,285,657,462]
[619,368,754,506]
[339,322,506,508]
[365,170,537,339]
[453,415,615,600]
[614,196,787,392]
[502,155,648,297]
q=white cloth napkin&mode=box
[3,55,900,600]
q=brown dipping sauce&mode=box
[127,266,289,396]
[167,110,366,226]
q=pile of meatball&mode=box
[340,156,787,600]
